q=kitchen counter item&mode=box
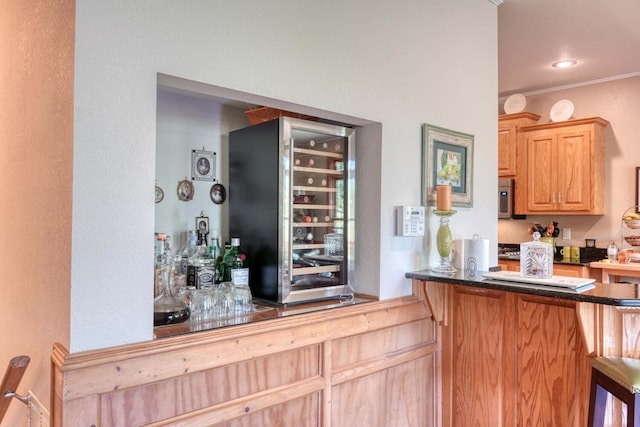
[520,232,553,279]
[483,270,595,291]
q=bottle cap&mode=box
[231,237,240,246]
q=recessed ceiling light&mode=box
[552,60,577,69]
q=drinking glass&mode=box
[233,284,253,315]
[190,288,214,322]
[178,286,196,310]
[215,282,235,318]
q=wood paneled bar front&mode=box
[407,270,640,427]
[51,290,439,427]
[51,272,640,426]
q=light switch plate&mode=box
[563,228,571,240]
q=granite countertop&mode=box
[406,269,640,307]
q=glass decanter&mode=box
[154,236,191,326]
[520,231,553,279]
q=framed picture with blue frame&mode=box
[422,123,474,208]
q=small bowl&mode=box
[624,219,640,229]
[624,235,640,246]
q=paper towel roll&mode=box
[463,238,490,272]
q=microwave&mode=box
[498,178,513,219]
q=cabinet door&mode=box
[499,113,540,178]
[526,133,558,212]
[498,121,517,177]
[556,129,592,211]
[517,118,607,215]
[553,264,590,278]
[498,260,519,272]
[515,295,589,426]
[444,286,515,427]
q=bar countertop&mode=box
[154,295,377,339]
[406,269,640,307]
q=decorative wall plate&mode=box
[550,99,574,122]
[177,179,194,201]
[155,185,165,203]
[504,93,526,114]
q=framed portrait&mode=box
[177,179,194,202]
[195,215,209,236]
[422,124,474,207]
[191,149,216,182]
[155,184,164,204]
[210,183,226,205]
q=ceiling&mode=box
[498,0,640,98]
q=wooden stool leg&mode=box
[588,369,609,427]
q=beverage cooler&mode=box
[229,117,355,305]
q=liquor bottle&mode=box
[222,238,247,283]
[607,241,618,261]
[177,230,198,276]
[294,212,312,223]
[188,240,216,289]
[155,233,166,266]
[209,229,224,283]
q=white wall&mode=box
[155,90,250,250]
[72,0,499,352]
[498,76,640,249]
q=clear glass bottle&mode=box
[607,241,618,262]
[188,240,217,289]
[154,235,190,326]
[209,229,224,283]
[520,231,553,279]
[177,230,198,276]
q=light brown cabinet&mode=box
[51,294,438,426]
[498,112,540,177]
[441,286,590,426]
[497,259,519,272]
[515,117,609,215]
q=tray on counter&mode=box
[483,271,595,291]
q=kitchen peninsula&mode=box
[406,269,640,427]
[51,270,640,426]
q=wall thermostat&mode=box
[395,206,425,237]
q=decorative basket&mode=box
[244,107,319,125]
[624,219,640,229]
[624,235,640,246]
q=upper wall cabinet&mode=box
[498,113,540,177]
[515,117,609,215]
